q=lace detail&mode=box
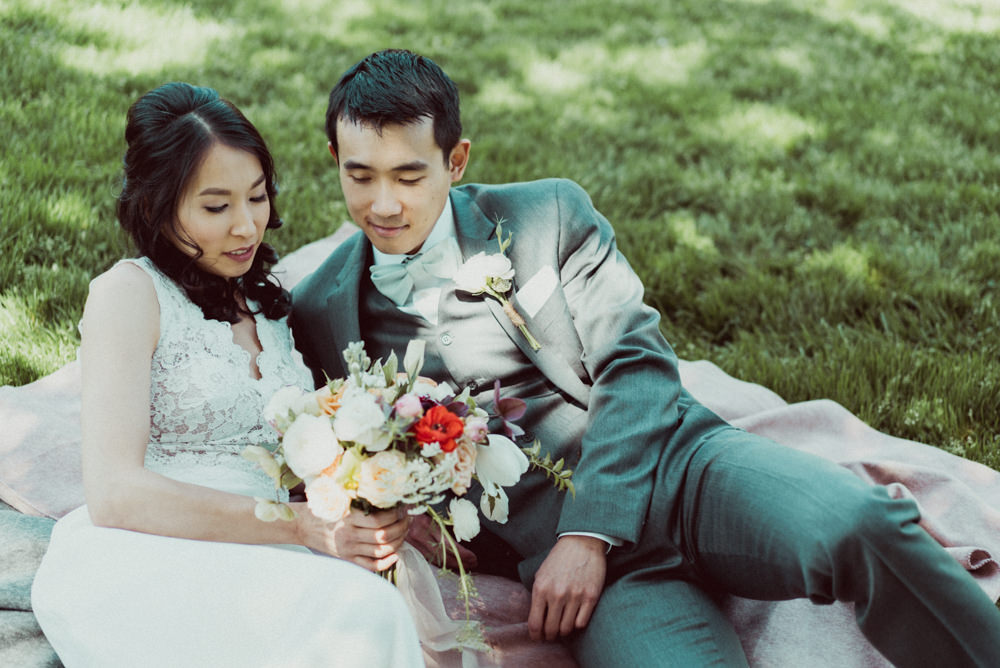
[122,258,314,497]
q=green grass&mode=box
[2,0,998,468]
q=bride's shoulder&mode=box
[90,260,156,299]
[84,261,159,329]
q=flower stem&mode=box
[424,505,475,619]
[497,296,542,351]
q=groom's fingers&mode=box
[527,594,550,641]
[528,536,607,640]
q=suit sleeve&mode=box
[549,180,683,546]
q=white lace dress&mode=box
[30,258,423,667]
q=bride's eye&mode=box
[205,204,228,213]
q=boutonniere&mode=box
[454,220,542,351]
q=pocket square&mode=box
[516,265,558,318]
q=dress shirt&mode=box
[371,198,457,325]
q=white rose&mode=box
[449,498,481,542]
[357,450,410,508]
[454,252,515,294]
[306,475,354,522]
[333,387,390,451]
[264,386,313,434]
[475,433,529,489]
[281,413,342,480]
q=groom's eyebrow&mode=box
[342,159,428,172]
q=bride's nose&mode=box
[231,204,257,237]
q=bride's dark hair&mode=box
[116,82,290,322]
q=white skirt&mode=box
[31,505,425,668]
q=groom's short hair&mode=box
[325,49,462,164]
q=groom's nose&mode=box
[371,182,403,217]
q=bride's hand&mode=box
[296,505,411,572]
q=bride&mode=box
[30,82,424,667]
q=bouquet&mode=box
[242,339,573,623]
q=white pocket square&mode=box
[516,265,558,318]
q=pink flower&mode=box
[450,439,477,495]
[463,416,490,443]
[394,393,423,419]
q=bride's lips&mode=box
[224,245,256,262]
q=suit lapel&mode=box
[451,190,591,407]
[321,234,367,374]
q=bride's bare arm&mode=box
[78,263,407,571]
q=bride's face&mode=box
[171,142,270,278]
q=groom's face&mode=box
[332,116,469,255]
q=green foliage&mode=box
[2,0,998,465]
[523,440,576,497]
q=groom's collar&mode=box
[371,198,456,267]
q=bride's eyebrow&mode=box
[197,174,266,196]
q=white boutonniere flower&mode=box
[453,220,542,350]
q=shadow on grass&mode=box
[2,0,998,454]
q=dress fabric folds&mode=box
[30,257,423,667]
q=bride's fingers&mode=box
[373,553,400,573]
[348,507,406,529]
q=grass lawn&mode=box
[2,0,998,467]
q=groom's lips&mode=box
[368,220,407,237]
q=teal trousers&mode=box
[570,427,1000,666]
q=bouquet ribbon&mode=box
[395,543,495,668]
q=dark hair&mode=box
[325,49,462,164]
[117,82,290,322]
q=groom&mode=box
[291,49,1000,666]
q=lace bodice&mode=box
[123,258,313,495]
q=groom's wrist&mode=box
[558,531,621,553]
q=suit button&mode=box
[467,377,489,393]
[441,332,454,345]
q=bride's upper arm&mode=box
[79,262,159,510]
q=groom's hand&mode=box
[528,535,607,641]
[405,513,479,569]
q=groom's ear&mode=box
[327,141,339,165]
[448,139,471,183]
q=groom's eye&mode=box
[348,175,371,184]
[399,177,422,185]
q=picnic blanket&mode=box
[2,224,998,667]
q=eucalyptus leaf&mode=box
[279,469,303,490]
[241,445,282,480]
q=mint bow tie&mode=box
[369,237,462,305]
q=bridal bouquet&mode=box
[243,339,573,620]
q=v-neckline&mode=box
[225,303,265,381]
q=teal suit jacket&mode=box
[292,178,721,574]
